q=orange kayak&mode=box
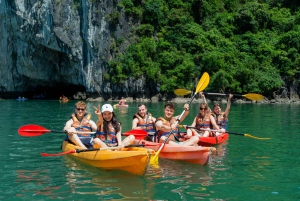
[134,140,216,165]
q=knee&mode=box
[129,135,135,142]
[191,136,199,143]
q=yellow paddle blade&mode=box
[196,72,210,93]
[174,89,192,96]
[150,152,159,165]
[243,93,265,101]
[244,134,271,140]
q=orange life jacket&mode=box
[96,123,118,147]
[71,113,92,137]
[135,113,155,134]
[212,112,228,130]
[195,113,212,135]
[156,117,184,141]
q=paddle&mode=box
[41,144,145,157]
[174,89,264,101]
[150,72,210,165]
[185,126,270,140]
[18,125,148,138]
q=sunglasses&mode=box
[200,108,206,110]
[76,108,86,111]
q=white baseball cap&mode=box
[101,104,113,113]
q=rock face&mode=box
[0,0,298,103]
[0,0,158,100]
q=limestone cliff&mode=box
[0,0,158,100]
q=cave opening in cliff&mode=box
[27,83,86,100]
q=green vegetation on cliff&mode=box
[110,0,300,94]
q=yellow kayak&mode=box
[62,141,154,176]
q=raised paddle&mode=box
[174,89,264,101]
[41,144,146,157]
[18,124,148,138]
[150,72,210,165]
[185,126,271,140]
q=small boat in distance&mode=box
[16,97,28,101]
[59,95,69,103]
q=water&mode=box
[1,99,300,200]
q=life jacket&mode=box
[156,117,184,142]
[67,113,94,148]
[135,113,155,134]
[212,112,228,130]
[96,123,118,147]
[195,113,213,135]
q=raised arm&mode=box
[93,105,103,128]
[223,94,233,118]
[175,103,190,123]
[200,92,211,112]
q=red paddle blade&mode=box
[18,124,50,137]
[123,130,148,140]
[40,150,76,157]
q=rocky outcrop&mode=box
[0,0,298,103]
[0,0,158,99]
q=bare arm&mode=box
[210,115,220,130]
[175,103,190,123]
[155,120,171,131]
[63,119,74,131]
[200,92,211,112]
[224,94,233,118]
[132,118,141,129]
[117,125,122,145]
[93,105,103,128]
[89,120,98,131]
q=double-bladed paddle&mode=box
[18,125,147,138]
[174,89,264,101]
[40,144,145,157]
[150,72,210,165]
[184,126,270,140]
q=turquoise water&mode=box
[1,99,300,200]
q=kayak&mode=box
[61,141,154,176]
[16,98,28,101]
[125,130,228,146]
[60,98,69,103]
[198,133,229,146]
[114,104,128,108]
[134,140,216,165]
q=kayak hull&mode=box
[62,141,154,175]
[134,140,215,165]
[198,133,229,146]
[114,104,128,108]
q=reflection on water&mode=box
[62,156,154,200]
[1,101,300,200]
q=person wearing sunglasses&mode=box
[186,103,220,137]
[93,104,135,148]
[155,102,199,146]
[200,92,233,134]
[64,101,99,149]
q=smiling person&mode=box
[64,101,98,149]
[94,104,135,148]
[186,103,220,137]
[200,92,233,134]
[132,104,157,141]
[155,102,199,146]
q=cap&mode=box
[101,104,113,113]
